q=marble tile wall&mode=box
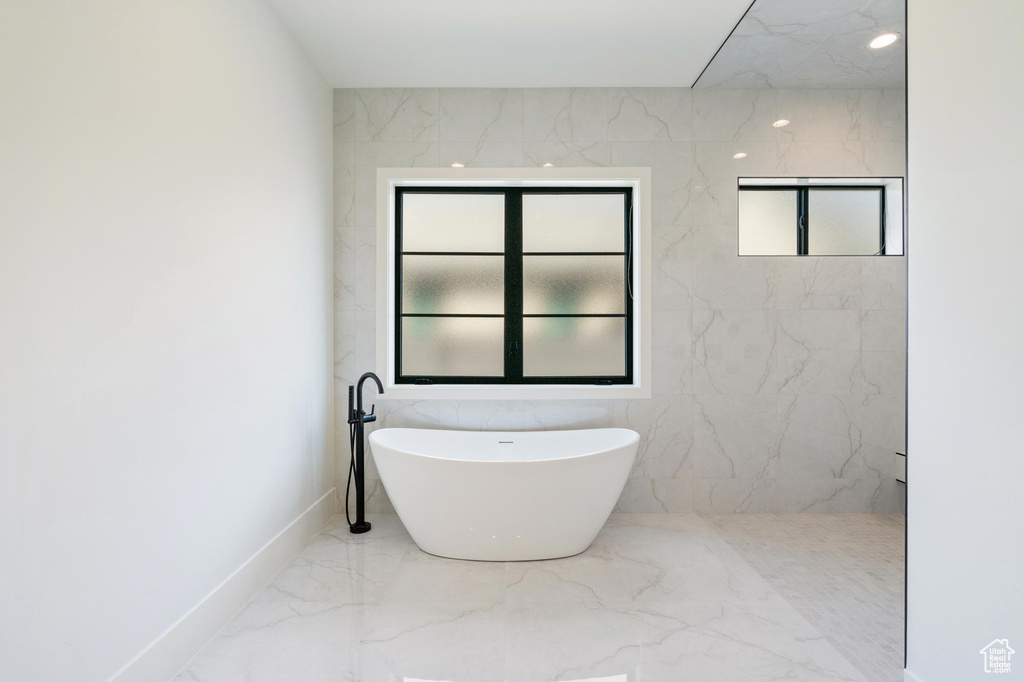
[334,87,907,514]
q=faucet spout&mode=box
[356,371,384,420]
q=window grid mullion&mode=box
[504,190,523,382]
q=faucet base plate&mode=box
[349,521,372,534]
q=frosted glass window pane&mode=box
[523,256,625,315]
[402,255,503,314]
[738,190,798,255]
[402,317,504,376]
[523,317,626,377]
[808,190,882,256]
[402,193,505,252]
[523,194,625,252]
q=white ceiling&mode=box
[695,0,906,88]
[265,0,753,88]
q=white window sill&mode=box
[379,383,651,401]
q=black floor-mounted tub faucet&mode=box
[347,371,383,534]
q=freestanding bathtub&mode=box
[369,427,639,561]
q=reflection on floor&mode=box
[175,513,904,682]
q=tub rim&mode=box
[368,426,640,464]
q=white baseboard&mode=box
[108,489,336,682]
[904,669,926,682]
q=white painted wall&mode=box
[906,1,1024,680]
[0,1,333,680]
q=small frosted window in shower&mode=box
[738,190,798,256]
[738,180,896,256]
[523,255,625,315]
[523,193,625,252]
[401,193,505,252]
[401,317,504,377]
[808,189,883,256]
[523,317,626,377]
[402,255,504,315]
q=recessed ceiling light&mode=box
[869,32,900,49]
[733,152,748,159]
[450,162,465,168]
[773,119,790,128]
[542,162,554,168]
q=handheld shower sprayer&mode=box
[347,371,383,534]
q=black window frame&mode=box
[739,184,887,256]
[394,186,634,386]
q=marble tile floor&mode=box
[175,513,903,682]
[707,514,905,682]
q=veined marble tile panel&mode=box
[778,418,894,479]
[777,140,872,176]
[694,395,779,479]
[652,309,693,395]
[333,141,355,228]
[623,395,695,480]
[777,348,863,395]
[735,0,904,37]
[334,88,439,143]
[694,478,777,513]
[333,226,375,312]
[615,478,694,513]
[652,224,695,310]
[692,310,777,395]
[521,400,624,431]
[607,87,692,141]
[521,140,610,167]
[777,309,862,351]
[777,89,906,142]
[861,257,907,309]
[695,34,827,88]
[775,478,894,513]
[439,88,524,143]
[694,226,777,310]
[698,0,905,89]
[436,399,528,431]
[861,351,906,395]
[523,87,609,142]
[439,141,524,167]
[773,257,862,310]
[777,311,864,394]
[861,309,907,351]
[862,139,908,176]
[363,479,395,514]
[693,89,777,142]
[778,393,862,440]
[334,309,375,389]
[860,393,905,452]
[790,34,906,89]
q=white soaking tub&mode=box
[369,427,639,561]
